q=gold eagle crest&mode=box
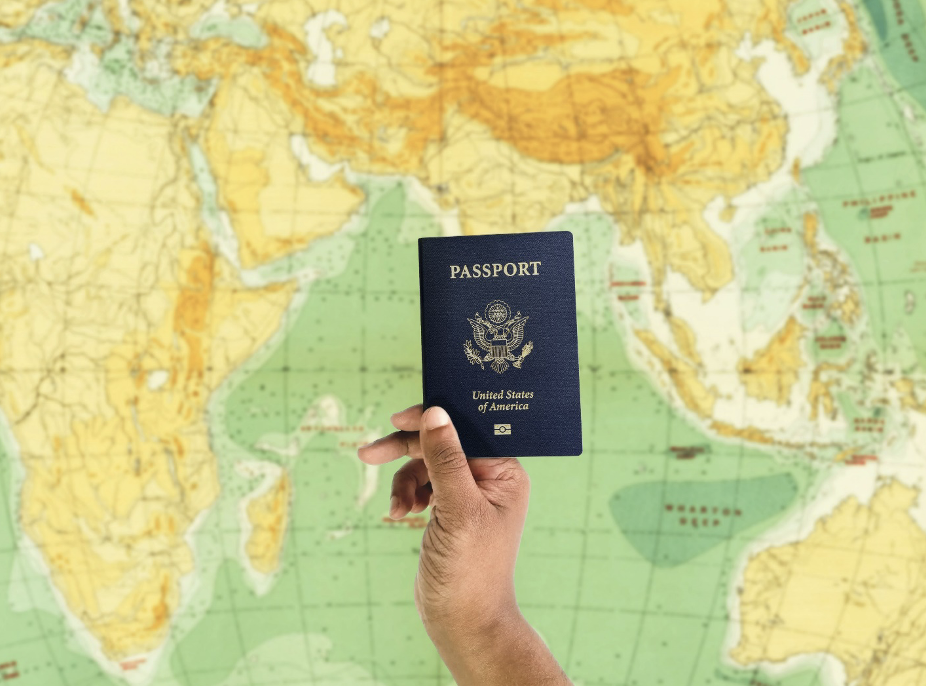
[464,300,533,374]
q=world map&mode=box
[1,0,925,684]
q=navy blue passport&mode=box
[418,231,582,457]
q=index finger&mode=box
[357,430,422,465]
[390,404,423,432]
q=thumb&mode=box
[419,406,480,511]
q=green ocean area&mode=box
[610,475,799,568]
[804,63,926,369]
[860,0,926,111]
[737,191,807,330]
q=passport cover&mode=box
[418,231,582,457]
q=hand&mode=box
[357,404,530,634]
[358,404,572,686]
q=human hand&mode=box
[357,404,572,685]
[357,404,530,636]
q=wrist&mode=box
[416,570,520,640]
[424,604,527,675]
[422,594,522,643]
[426,608,570,686]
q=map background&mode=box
[1,0,926,684]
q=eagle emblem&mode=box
[464,300,533,374]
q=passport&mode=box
[418,231,582,457]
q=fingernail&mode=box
[389,495,400,518]
[425,406,449,430]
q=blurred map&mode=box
[1,0,925,684]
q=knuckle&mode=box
[496,462,529,488]
[488,467,530,512]
[399,430,416,457]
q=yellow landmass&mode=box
[203,68,365,268]
[710,421,775,445]
[532,0,633,13]
[0,1,48,28]
[803,211,818,258]
[422,115,586,235]
[738,317,806,405]
[0,46,296,659]
[838,289,861,325]
[808,377,835,421]
[733,480,926,684]
[668,316,703,367]
[833,446,861,462]
[805,212,862,327]
[246,471,293,575]
[896,378,926,414]
[119,0,216,52]
[821,2,867,93]
[758,0,810,77]
[808,360,852,421]
[636,330,716,418]
[172,0,808,305]
[69,187,95,217]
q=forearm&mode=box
[426,608,573,686]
